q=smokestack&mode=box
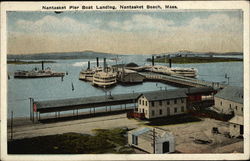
[88,61,90,69]
[103,58,106,72]
[96,57,99,67]
[42,61,44,70]
[152,56,154,66]
[169,58,172,68]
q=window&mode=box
[220,101,222,106]
[132,135,138,145]
[234,125,236,128]
[235,106,238,110]
[139,100,141,105]
[152,110,155,116]
[229,104,231,108]
[174,99,177,104]
[181,98,184,103]
[142,100,144,106]
[241,108,243,112]
[145,101,147,106]
[167,101,170,105]
[159,101,162,106]
[151,101,155,107]
[181,106,184,112]
[174,108,177,113]
[159,109,162,115]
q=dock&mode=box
[140,72,226,89]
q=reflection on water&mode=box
[7,54,243,118]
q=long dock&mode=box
[140,72,226,89]
[29,87,215,123]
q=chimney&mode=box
[169,58,172,68]
[42,61,44,70]
[96,57,99,67]
[88,61,90,69]
[152,56,154,66]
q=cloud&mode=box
[8,12,243,54]
[108,14,174,31]
[15,15,92,33]
[107,13,242,34]
[187,13,242,33]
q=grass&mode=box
[8,128,135,154]
[148,57,243,64]
[7,60,56,64]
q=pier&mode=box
[140,72,227,89]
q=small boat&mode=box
[92,71,117,88]
[14,67,65,78]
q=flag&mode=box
[33,103,37,112]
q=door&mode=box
[162,141,170,153]
[240,125,243,135]
[167,108,170,116]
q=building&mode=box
[118,68,145,84]
[228,115,243,137]
[137,90,187,119]
[128,127,175,154]
[214,86,243,115]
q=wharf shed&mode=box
[214,86,243,115]
[34,93,141,113]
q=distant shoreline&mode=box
[7,60,56,65]
[147,57,243,64]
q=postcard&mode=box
[1,1,249,160]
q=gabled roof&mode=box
[141,89,187,101]
[215,86,243,104]
[229,115,243,125]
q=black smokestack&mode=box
[96,57,99,67]
[169,58,172,68]
[88,61,90,69]
[152,56,154,66]
[103,58,106,72]
[42,61,44,70]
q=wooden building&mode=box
[214,86,243,115]
[137,90,187,119]
[228,115,243,137]
[128,127,175,154]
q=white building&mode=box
[228,115,243,137]
[137,90,187,119]
[214,86,243,115]
[128,127,175,154]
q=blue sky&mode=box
[7,10,243,54]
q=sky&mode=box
[7,10,243,55]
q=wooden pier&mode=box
[141,72,226,89]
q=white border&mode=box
[1,1,249,160]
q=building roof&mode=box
[215,86,243,104]
[35,92,141,110]
[141,89,187,101]
[229,115,243,125]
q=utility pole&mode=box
[10,111,13,140]
[153,128,156,154]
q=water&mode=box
[7,54,243,118]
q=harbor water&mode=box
[7,54,243,118]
